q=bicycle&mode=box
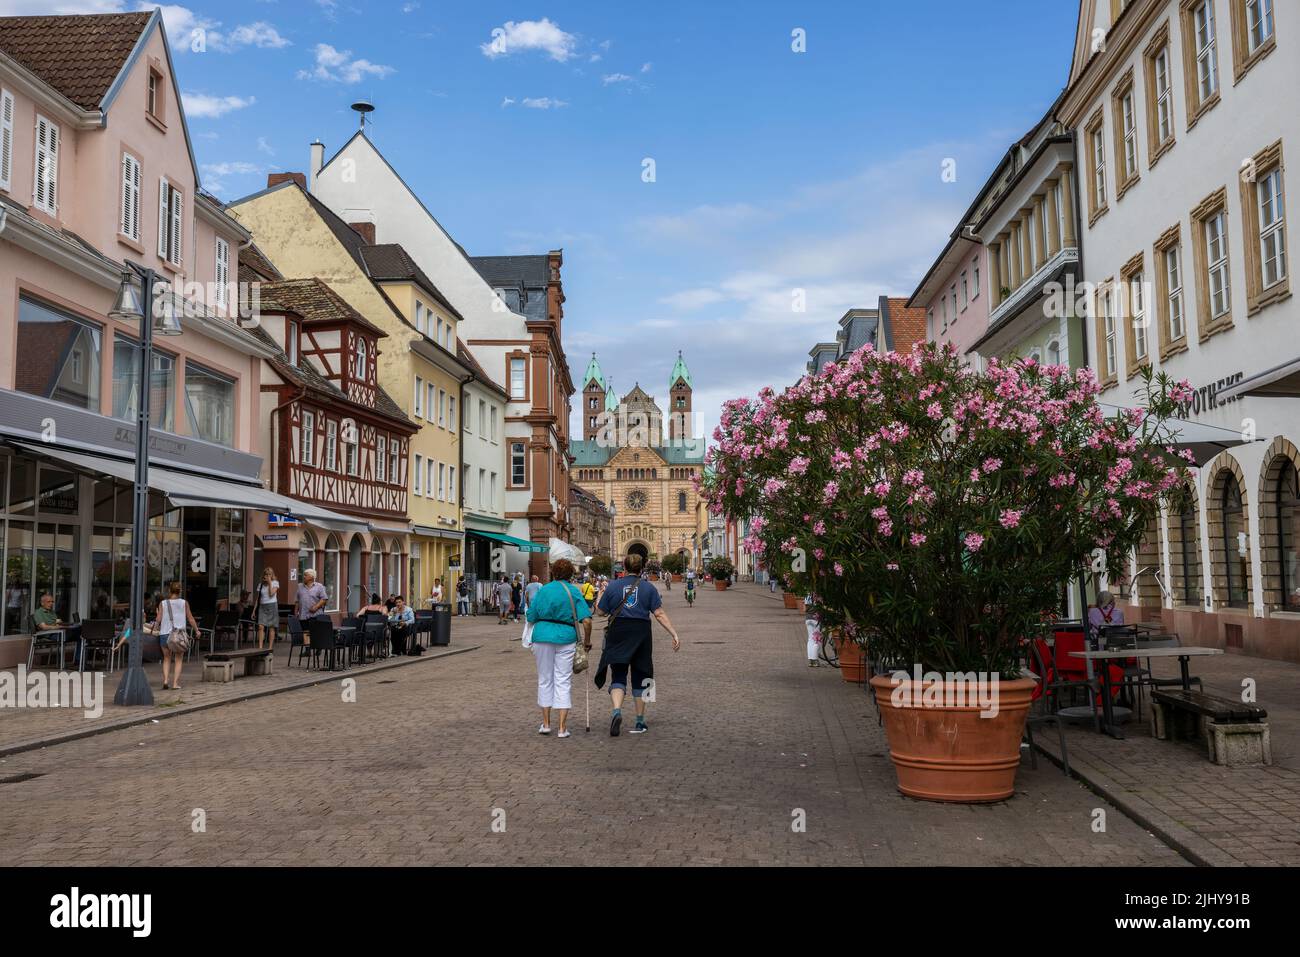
[818,630,839,668]
[684,585,696,607]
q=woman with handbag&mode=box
[523,558,592,738]
[155,581,197,691]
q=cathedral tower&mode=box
[582,354,607,442]
[669,351,693,441]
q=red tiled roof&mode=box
[257,278,388,338]
[0,12,151,111]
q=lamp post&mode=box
[110,265,181,706]
[608,502,616,570]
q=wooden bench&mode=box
[203,648,274,683]
[1151,689,1270,766]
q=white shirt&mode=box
[259,581,279,604]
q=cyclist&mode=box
[684,574,696,607]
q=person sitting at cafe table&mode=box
[32,592,63,632]
[295,569,330,621]
[388,596,415,656]
[1087,590,1126,636]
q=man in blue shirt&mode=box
[388,596,415,656]
[594,547,681,736]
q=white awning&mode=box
[1219,358,1300,401]
[15,442,369,529]
[1099,406,1251,467]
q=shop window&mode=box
[16,296,102,411]
[185,361,235,447]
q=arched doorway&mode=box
[1168,483,1202,607]
[347,533,364,614]
[1209,461,1250,609]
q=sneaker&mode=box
[609,711,622,737]
[537,724,551,735]
[629,721,648,734]
[557,729,571,739]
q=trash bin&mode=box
[432,602,452,646]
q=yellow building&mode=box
[229,177,476,606]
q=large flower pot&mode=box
[869,675,1036,803]
[836,636,866,683]
[672,574,683,582]
[782,592,798,609]
[714,580,727,591]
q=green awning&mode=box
[468,529,548,553]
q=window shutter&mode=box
[0,89,13,191]
[170,185,183,266]
[158,177,169,258]
[33,115,58,213]
[121,154,141,240]
[215,237,229,305]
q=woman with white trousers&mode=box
[523,557,592,737]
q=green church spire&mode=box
[583,353,606,390]
[670,350,692,389]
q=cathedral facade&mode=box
[570,353,708,568]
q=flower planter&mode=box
[868,675,1035,803]
[714,580,727,591]
[672,574,683,582]
[835,635,866,683]
[782,592,798,609]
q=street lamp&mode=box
[110,265,182,706]
[608,501,616,570]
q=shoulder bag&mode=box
[163,600,191,654]
[561,583,589,674]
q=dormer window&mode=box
[286,320,299,366]
[355,340,368,380]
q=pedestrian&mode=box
[388,595,415,656]
[511,577,523,622]
[155,581,197,691]
[296,569,330,621]
[360,592,386,616]
[593,546,681,736]
[524,557,592,738]
[580,576,596,605]
[427,577,443,608]
[256,567,280,649]
[456,576,469,616]
[804,606,822,668]
[524,574,542,615]
[496,576,512,625]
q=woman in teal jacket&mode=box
[525,558,592,738]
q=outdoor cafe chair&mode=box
[286,616,310,668]
[211,609,241,649]
[307,617,340,671]
[340,616,362,664]
[1024,639,1070,776]
[79,620,117,673]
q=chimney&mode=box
[349,222,376,245]
[267,172,306,190]
[309,140,324,192]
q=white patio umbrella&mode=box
[1099,404,1252,467]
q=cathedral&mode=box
[570,352,709,568]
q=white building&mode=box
[306,129,574,579]
[1063,0,1296,660]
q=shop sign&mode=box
[1178,372,1244,417]
[264,534,288,542]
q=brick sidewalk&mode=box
[0,583,1182,866]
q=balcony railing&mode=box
[988,246,1079,330]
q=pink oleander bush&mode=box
[701,342,1193,676]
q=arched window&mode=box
[678,491,687,512]
[323,533,341,612]
[1276,460,1300,610]
[1221,478,1248,608]
[389,540,402,597]
[297,530,317,589]
[1177,492,1201,606]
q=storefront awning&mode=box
[1098,407,1252,467]
[467,529,548,553]
[15,442,369,529]
[1218,358,1300,401]
[412,525,464,540]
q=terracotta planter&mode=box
[869,675,1035,803]
[835,635,866,683]
[672,574,683,582]
[714,580,727,591]
[782,592,798,609]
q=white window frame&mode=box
[377,435,387,482]
[448,396,456,435]
[157,177,182,265]
[1103,289,1117,375]
[326,419,338,471]
[414,376,424,418]
[427,458,436,498]
[1092,125,1107,208]
[33,114,59,215]
[301,410,314,465]
[426,382,436,422]
[120,151,142,241]
[1246,0,1274,54]
[286,320,299,366]
[1166,245,1185,341]
[438,388,446,427]
[415,301,425,336]
[414,453,423,496]
[972,260,980,298]
[1258,167,1287,289]
[1131,271,1148,360]
[389,440,399,483]
[1121,90,1137,180]
[438,462,446,501]
[448,465,456,506]
[490,406,498,442]
[346,437,358,476]
[1154,47,1172,144]
[1195,0,1218,102]
[510,442,526,487]
[1206,211,1230,318]
[509,357,526,399]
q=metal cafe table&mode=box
[1070,645,1224,739]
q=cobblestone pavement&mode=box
[1036,645,1300,865]
[0,583,1183,866]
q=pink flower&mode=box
[871,506,890,520]
[877,520,893,536]
[964,532,984,552]
[981,457,1002,473]
[885,562,899,571]
[909,533,927,546]
[999,509,1022,529]
[812,520,826,535]
[833,563,845,576]
[790,456,810,475]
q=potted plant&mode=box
[706,556,734,590]
[703,345,1189,802]
[661,552,687,581]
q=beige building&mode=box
[570,354,707,567]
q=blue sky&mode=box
[9,0,1081,440]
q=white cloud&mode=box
[256,136,275,156]
[481,18,576,62]
[181,91,255,118]
[216,21,291,50]
[500,96,516,108]
[641,62,652,73]
[522,97,567,109]
[588,53,602,63]
[602,73,632,85]
[659,288,726,311]
[402,1,419,11]
[201,161,261,177]
[297,43,395,83]
[0,1,123,11]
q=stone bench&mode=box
[203,648,274,683]
[1151,689,1270,767]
